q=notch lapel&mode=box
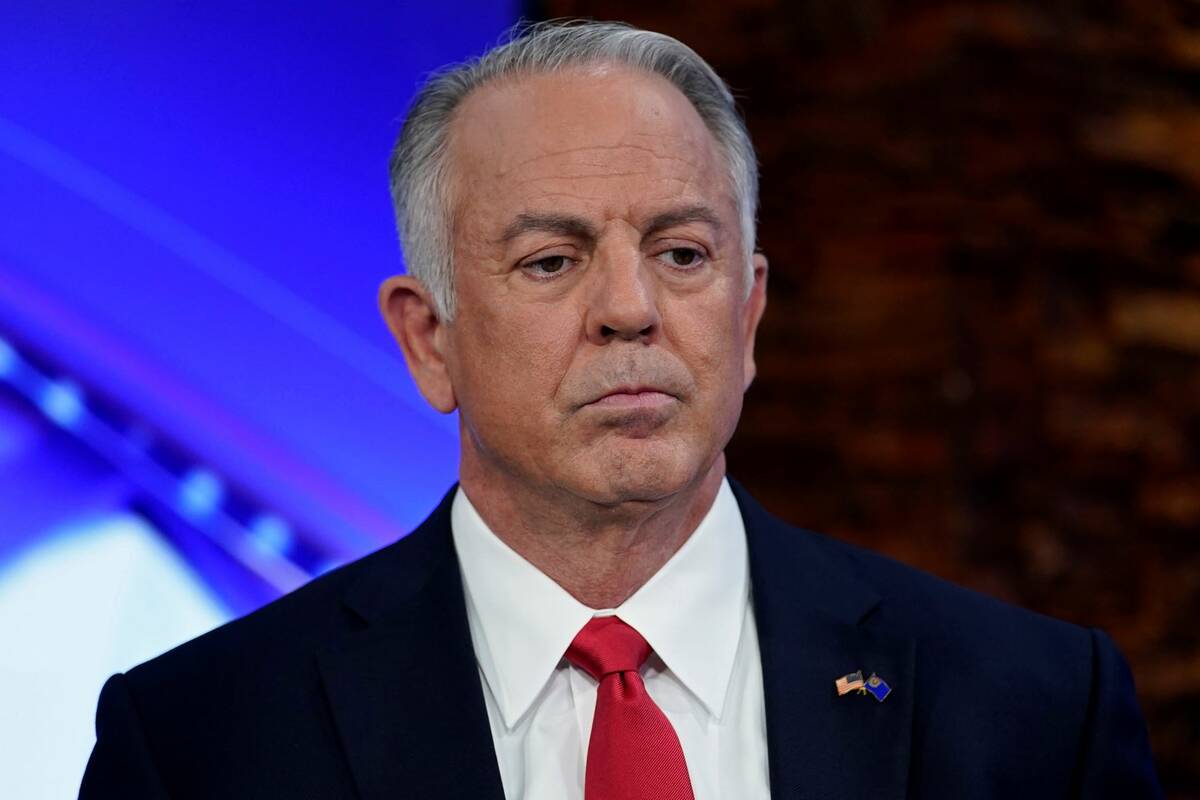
[316,489,505,800]
[732,481,915,800]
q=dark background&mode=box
[537,0,1200,794]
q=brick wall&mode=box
[540,1,1200,792]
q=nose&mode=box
[585,243,660,345]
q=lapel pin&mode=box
[834,670,865,696]
[865,672,892,702]
[835,670,892,702]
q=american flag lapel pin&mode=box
[834,670,865,696]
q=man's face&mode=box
[431,65,766,505]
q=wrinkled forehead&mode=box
[445,64,734,224]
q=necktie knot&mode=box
[565,616,652,680]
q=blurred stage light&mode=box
[0,334,330,591]
[178,468,224,520]
[249,513,293,557]
[39,379,84,429]
[0,336,16,378]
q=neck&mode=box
[458,454,726,609]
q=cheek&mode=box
[665,295,745,395]
[452,301,578,422]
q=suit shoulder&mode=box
[123,531,417,689]
[801,526,1100,744]
[802,525,1095,673]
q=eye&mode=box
[522,254,575,279]
[658,247,706,270]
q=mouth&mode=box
[585,386,678,410]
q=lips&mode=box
[572,359,693,411]
[586,386,678,409]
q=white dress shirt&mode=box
[450,478,771,800]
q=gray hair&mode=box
[388,20,759,319]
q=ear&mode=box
[378,275,457,413]
[742,252,769,391]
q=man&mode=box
[80,21,1161,799]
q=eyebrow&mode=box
[641,204,724,238]
[498,204,724,245]
[499,213,598,243]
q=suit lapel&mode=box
[732,481,915,800]
[316,488,506,800]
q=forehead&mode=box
[446,65,732,229]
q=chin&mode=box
[568,438,709,506]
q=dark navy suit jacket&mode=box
[80,481,1162,798]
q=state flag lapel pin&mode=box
[835,670,865,696]
[865,672,892,702]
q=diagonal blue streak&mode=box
[0,113,454,437]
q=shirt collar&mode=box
[451,478,749,729]
[614,478,748,719]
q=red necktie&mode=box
[565,616,695,800]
